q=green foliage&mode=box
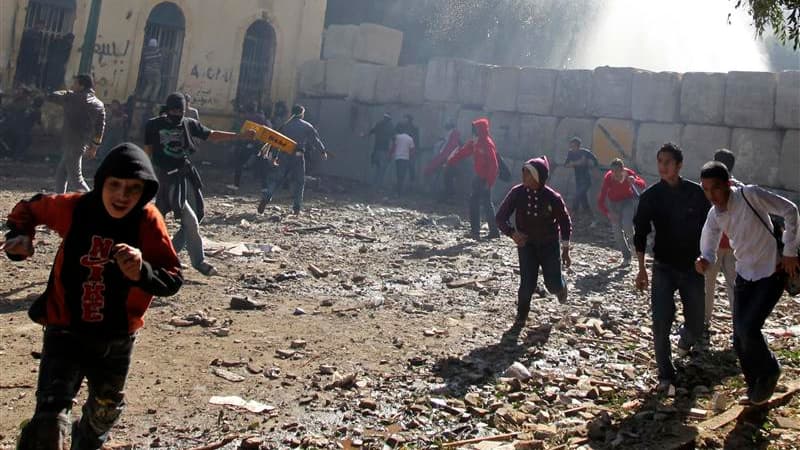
[734,0,800,49]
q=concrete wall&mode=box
[1,0,326,128]
[297,49,800,199]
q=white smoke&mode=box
[570,0,770,72]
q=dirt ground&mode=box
[0,159,799,449]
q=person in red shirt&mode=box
[597,158,646,265]
[4,144,182,448]
[447,118,499,240]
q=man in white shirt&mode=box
[696,161,800,405]
[391,132,415,194]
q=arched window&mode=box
[136,1,185,102]
[235,20,276,109]
[14,0,76,89]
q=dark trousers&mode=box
[18,327,134,450]
[573,179,592,214]
[395,159,409,193]
[469,177,497,235]
[233,142,256,187]
[733,272,784,388]
[650,262,705,381]
[517,240,565,319]
[262,153,306,213]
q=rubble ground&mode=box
[1,161,799,449]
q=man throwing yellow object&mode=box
[257,104,328,215]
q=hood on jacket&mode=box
[525,156,550,184]
[93,143,159,213]
[472,118,491,139]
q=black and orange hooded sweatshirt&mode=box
[5,143,183,337]
[447,118,499,187]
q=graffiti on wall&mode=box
[190,64,233,83]
[82,37,132,98]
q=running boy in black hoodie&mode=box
[3,143,183,449]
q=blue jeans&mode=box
[651,262,705,381]
[733,272,784,389]
[262,153,305,213]
[171,201,205,270]
[572,178,592,213]
[607,198,635,259]
[517,240,565,319]
[18,328,133,449]
[55,140,90,193]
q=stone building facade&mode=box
[1,0,326,128]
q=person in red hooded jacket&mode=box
[597,158,647,264]
[447,118,499,240]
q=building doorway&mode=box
[14,0,77,90]
[234,20,276,111]
[136,1,185,103]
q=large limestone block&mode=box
[731,128,782,187]
[353,23,403,66]
[424,58,459,103]
[399,65,426,105]
[517,68,558,115]
[519,115,558,161]
[349,63,380,104]
[553,70,592,117]
[316,100,367,181]
[680,125,731,180]
[489,111,521,159]
[779,130,800,191]
[322,25,359,60]
[635,123,683,176]
[297,60,325,97]
[632,70,681,123]
[457,60,490,108]
[776,71,800,129]
[554,118,595,164]
[590,66,634,119]
[680,72,726,125]
[324,59,354,97]
[485,66,521,112]
[374,66,404,104]
[592,118,635,165]
[724,71,776,129]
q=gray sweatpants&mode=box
[54,140,90,193]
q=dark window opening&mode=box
[235,20,276,110]
[14,0,76,90]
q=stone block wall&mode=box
[298,26,800,201]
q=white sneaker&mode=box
[226,184,239,191]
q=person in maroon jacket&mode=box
[447,118,500,240]
[597,158,647,265]
[3,143,183,449]
[496,156,572,329]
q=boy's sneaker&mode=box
[556,286,568,304]
[197,262,218,276]
[656,379,675,395]
[749,370,781,406]
[257,195,270,214]
[486,231,501,240]
[226,184,239,191]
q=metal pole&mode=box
[78,0,102,74]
